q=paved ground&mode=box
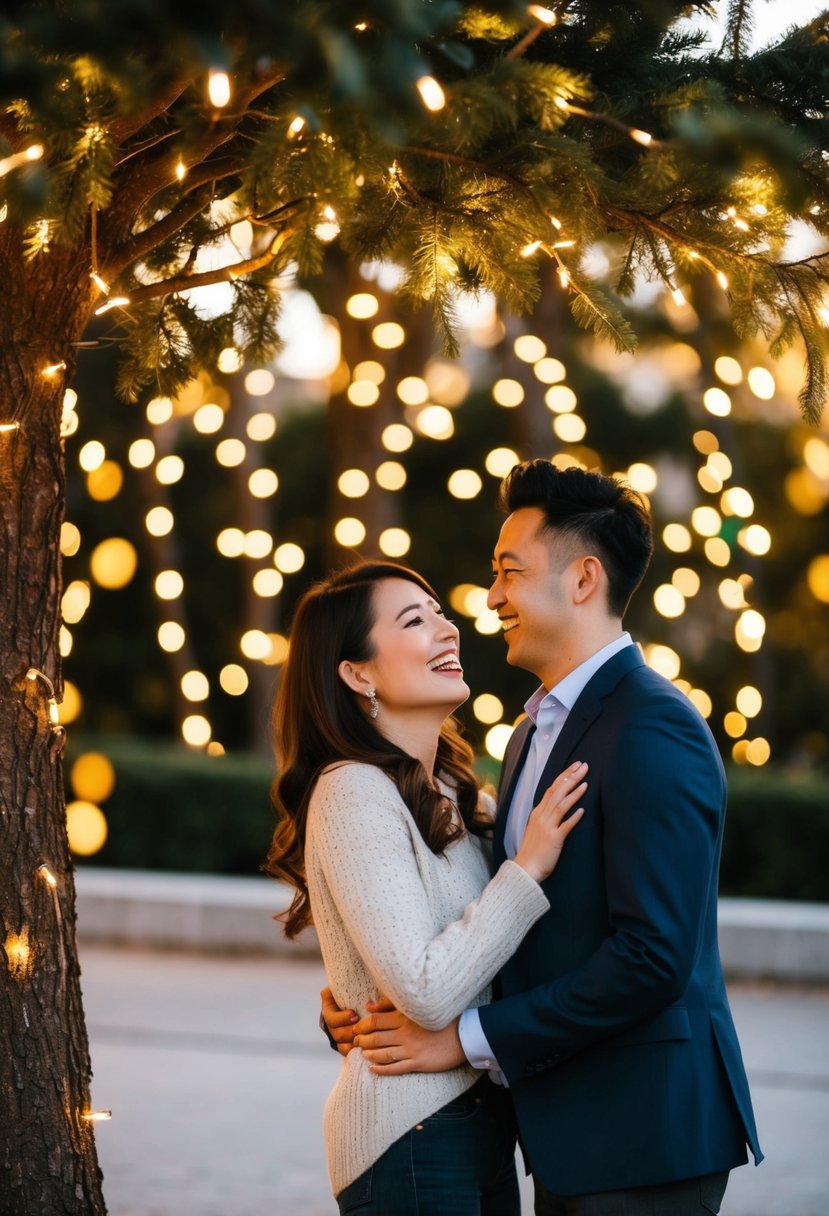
[79,946,829,1216]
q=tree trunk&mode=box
[0,244,107,1213]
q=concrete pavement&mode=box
[80,945,829,1216]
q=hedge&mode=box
[68,737,829,901]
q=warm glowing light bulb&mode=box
[252,568,284,597]
[379,528,411,557]
[372,322,405,349]
[485,724,514,762]
[338,469,371,498]
[208,70,231,108]
[346,293,379,320]
[492,379,524,408]
[220,664,249,695]
[630,128,653,146]
[473,693,504,724]
[382,424,413,452]
[447,470,483,499]
[416,75,445,112]
[334,517,367,547]
[273,542,305,573]
[485,448,519,477]
[376,461,406,491]
[69,752,115,804]
[528,4,557,24]
[514,335,547,363]
[145,506,174,537]
[397,376,429,406]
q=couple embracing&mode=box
[267,459,762,1216]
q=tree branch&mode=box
[108,78,193,144]
[121,217,304,306]
[107,186,214,275]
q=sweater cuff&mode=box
[495,858,551,919]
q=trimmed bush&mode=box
[720,767,829,901]
[68,738,829,900]
[68,737,275,875]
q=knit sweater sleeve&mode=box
[308,763,549,1030]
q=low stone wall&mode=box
[75,868,829,981]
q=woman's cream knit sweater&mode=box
[305,762,550,1197]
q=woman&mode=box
[265,561,587,1215]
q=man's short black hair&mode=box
[498,460,654,618]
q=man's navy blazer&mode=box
[479,645,762,1196]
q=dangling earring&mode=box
[366,687,380,720]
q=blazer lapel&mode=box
[533,645,645,801]
[494,717,535,862]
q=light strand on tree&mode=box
[82,1110,112,1122]
[94,296,131,316]
[42,361,67,378]
[25,669,67,752]
[207,70,231,109]
[0,421,21,433]
[554,96,658,149]
[37,863,57,888]
[0,143,43,177]
[89,203,110,296]
[25,667,61,727]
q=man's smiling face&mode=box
[487,507,578,687]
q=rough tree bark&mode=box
[0,243,107,1212]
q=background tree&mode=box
[1,1,828,1210]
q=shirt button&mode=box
[483,1059,492,1068]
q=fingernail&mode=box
[349,1013,359,1022]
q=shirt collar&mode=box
[524,633,634,724]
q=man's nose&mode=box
[487,578,504,610]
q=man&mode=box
[324,459,762,1214]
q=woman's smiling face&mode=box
[353,577,469,717]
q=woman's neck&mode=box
[376,711,443,776]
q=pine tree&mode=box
[1,2,828,1209]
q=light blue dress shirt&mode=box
[458,633,634,1078]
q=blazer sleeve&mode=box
[308,764,549,1030]
[479,693,724,1080]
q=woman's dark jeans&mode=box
[336,1076,521,1216]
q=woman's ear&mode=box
[338,660,368,695]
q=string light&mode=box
[25,668,61,728]
[527,4,557,23]
[94,296,130,315]
[287,115,306,137]
[0,421,21,433]
[208,70,231,108]
[90,271,110,295]
[176,157,186,181]
[82,1111,112,1122]
[42,361,67,378]
[37,863,58,888]
[0,143,44,177]
[416,76,446,112]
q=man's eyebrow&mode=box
[492,549,523,566]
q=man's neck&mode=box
[539,623,625,691]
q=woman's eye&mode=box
[404,615,423,628]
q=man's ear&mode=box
[572,555,605,605]
[338,660,369,695]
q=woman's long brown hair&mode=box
[263,561,488,938]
